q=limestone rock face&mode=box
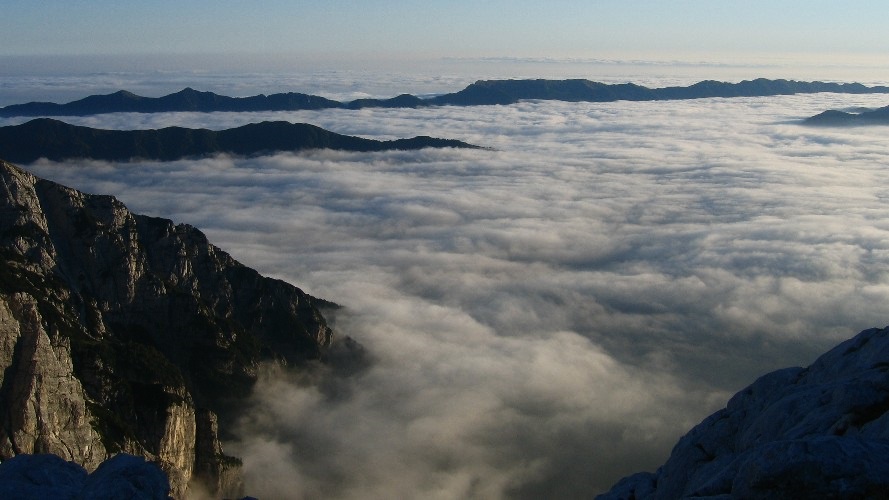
[192,409,244,499]
[0,292,105,469]
[0,159,334,497]
[597,326,889,499]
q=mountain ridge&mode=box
[0,118,480,163]
[3,78,889,116]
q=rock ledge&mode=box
[597,326,889,499]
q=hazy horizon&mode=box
[5,0,888,89]
[4,0,889,104]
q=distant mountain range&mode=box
[804,104,889,125]
[3,79,889,116]
[432,78,889,106]
[0,118,479,163]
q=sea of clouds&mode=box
[10,85,889,498]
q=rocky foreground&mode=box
[0,159,338,498]
[0,453,170,499]
[597,326,889,499]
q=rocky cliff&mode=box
[597,326,889,499]
[0,159,335,498]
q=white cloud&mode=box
[19,90,889,497]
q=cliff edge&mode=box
[597,326,889,499]
[0,159,335,498]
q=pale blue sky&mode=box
[3,1,888,63]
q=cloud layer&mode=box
[21,91,889,497]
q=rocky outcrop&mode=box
[192,409,244,498]
[0,292,105,470]
[0,159,335,497]
[0,453,171,499]
[597,326,889,499]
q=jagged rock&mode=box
[192,409,244,498]
[0,159,336,497]
[0,292,105,470]
[597,326,889,499]
[0,453,170,500]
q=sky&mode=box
[3,1,889,72]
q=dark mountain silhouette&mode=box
[3,79,889,117]
[0,87,341,116]
[652,78,884,100]
[345,93,429,109]
[0,118,479,163]
[429,79,658,105]
[429,78,889,105]
[804,104,889,125]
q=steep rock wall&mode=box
[0,292,105,469]
[597,326,889,499]
[0,159,334,498]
